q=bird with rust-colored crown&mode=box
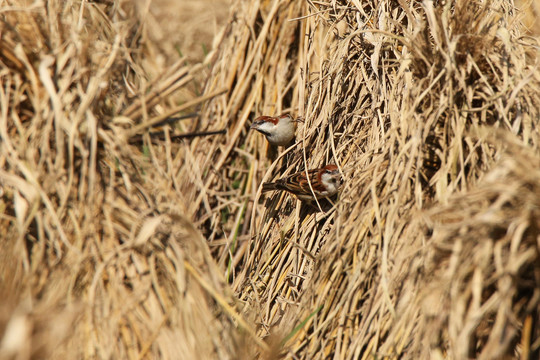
[262,164,342,202]
[250,113,301,147]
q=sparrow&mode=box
[262,164,342,201]
[250,113,300,147]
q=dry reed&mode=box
[0,0,539,359]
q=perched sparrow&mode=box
[250,113,300,146]
[262,164,342,201]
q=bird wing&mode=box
[278,169,326,194]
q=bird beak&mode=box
[295,116,305,123]
[250,122,259,129]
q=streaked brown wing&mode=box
[278,169,326,194]
[308,169,329,192]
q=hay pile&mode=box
[0,1,243,359]
[1,0,539,359]
[198,0,540,358]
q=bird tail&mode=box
[262,182,277,193]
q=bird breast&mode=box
[268,121,295,146]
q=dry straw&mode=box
[0,0,539,359]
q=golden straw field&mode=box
[1,0,539,359]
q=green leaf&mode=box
[281,304,324,345]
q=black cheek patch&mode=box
[257,129,271,137]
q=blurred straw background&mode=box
[0,0,539,359]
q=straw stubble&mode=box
[1,0,539,359]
